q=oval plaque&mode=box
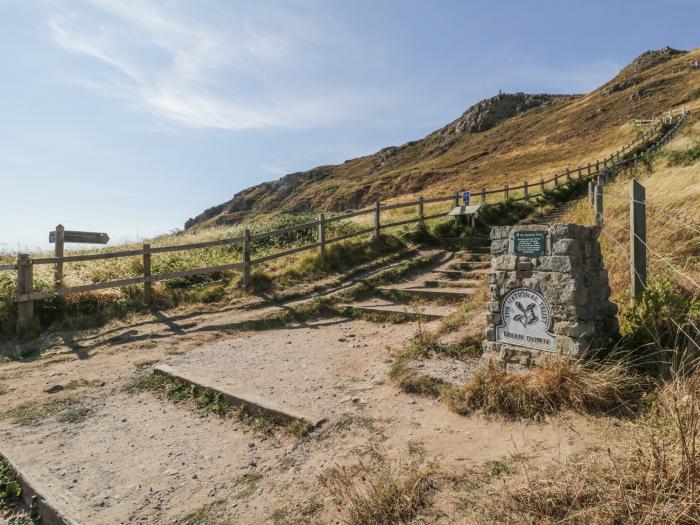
[496,288,556,352]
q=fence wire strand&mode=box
[603,215,700,291]
[604,194,700,236]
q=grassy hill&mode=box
[2,45,698,339]
[186,46,700,229]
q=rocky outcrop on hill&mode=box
[625,46,687,75]
[184,45,696,230]
[421,93,574,157]
[433,93,565,137]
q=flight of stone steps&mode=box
[340,236,491,321]
[518,201,572,225]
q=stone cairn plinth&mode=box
[482,223,618,370]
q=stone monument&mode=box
[482,223,618,370]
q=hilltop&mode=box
[186,46,698,230]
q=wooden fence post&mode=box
[453,191,459,208]
[504,182,509,201]
[418,196,424,224]
[318,214,326,255]
[523,181,529,199]
[596,160,600,172]
[540,178,545,194]
[54,224,64,288]
[594,184,604,226]
[566,168,571,182]
[243,228,251,286]
[373,201,381,239]
[16,254,33,333]
[480,187,486,204]
[588,181,594,206]
[630,180,647,299]
[143,243,153,305]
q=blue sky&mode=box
[1,0,698,252]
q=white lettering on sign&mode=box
[496,288,556,352]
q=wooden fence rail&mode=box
[1,109,688,332]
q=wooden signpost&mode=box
[49,225,110,287]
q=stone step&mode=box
[379,286,478,301]
[435,269,490,279]
[424,279,481,288]
[456,253,491,262]
[339,299,456,321]
[456,246,491,254]
[451,261,491,271]
[154,365,325,427]
[441,236,491,249]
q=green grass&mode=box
[389,360,447,398]
[0,458,34,525]
[286,419,313,438]
[124,372,313,437]
[2,398,78,426]
[666,140,700,166]
[57,405,91,424]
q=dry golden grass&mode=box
[562,111,700,307]
[444,359,646,420]
[477,373,700,524]
[320,457,438,525]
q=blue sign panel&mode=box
[462,191,471,205]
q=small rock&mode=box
[44,384,64,394]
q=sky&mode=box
[1,0,699,252]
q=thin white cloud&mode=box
[46,0,370,130]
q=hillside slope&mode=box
[186,46,699,230]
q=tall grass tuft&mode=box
[482,372,700,524]
[321,459,437,525]
[444,359,646,419]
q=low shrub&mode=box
[618,279,700,375]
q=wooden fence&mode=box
[0,108,688,332]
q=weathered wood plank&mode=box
[250,221,321,241]
[33,249,144,265]
[14,262,248,302]
[49,230,109,244]
[149,235,245,254]
[325,227,375,244]
[379,200,421,211]
[323,208,373,223]
[252,242,323,264]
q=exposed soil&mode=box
[0,256,610,524]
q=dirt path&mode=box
[0,250,605,524]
